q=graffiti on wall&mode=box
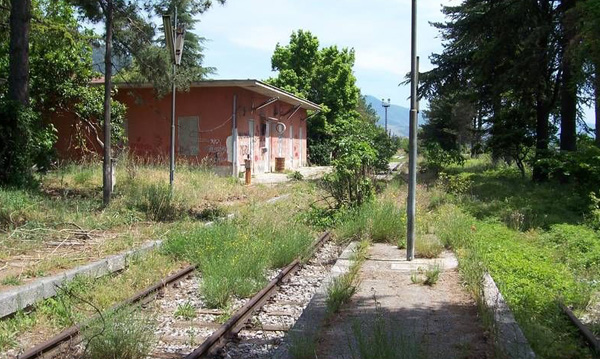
[200,138,227,163]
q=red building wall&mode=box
[53,85,308,175]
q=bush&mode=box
[415,234,443,258]
[370,201,405,244]
[82,308,156,359]
[422,142,465,173]
[129,183,183,221]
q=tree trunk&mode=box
[103,0,113,206]
[560,63,577,151]
[533,100,550,182]
[559,0,577,152]
[8,0,30,105]
[595,67,599,146]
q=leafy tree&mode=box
[0,0,35,186]
[268,30,360,165]
[0,0,115,185]
[69,0,224,204]
[120,0,221,95]
[420,0,575,180]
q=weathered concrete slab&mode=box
[0,240,163,318]
[273,241,358,359]
[483,272,536,359]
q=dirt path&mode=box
[317,243,494,359]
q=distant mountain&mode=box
[364,95,425,137]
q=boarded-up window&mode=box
[178,116,199,156]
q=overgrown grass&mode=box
[326,240,369,315]
[288,329,318,359]
[333,201,405,244]
[414,234,444,258]
[432,202,595,358]
[162,198,316,308]
[0,252,179,352]
[349,300,422,359]
[81,307,156,359]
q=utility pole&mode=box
[406,0,418,261]
[163,10,185,189]
[102,0,113,207]
[382,98,390,134]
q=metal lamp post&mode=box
[162,11,185,189]
[381,98,390,135]
[406,0,418,261]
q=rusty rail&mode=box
[17,231,331,359]
[18,265,196,359]
[560,303,600,354]
[184,231,331,359]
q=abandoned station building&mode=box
[53,79,321,176]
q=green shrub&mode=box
[82,308,156,359]
[130,183,183,221]
[415,235,443,258]
[288,171,304,181]
[0,189,35,230]
[371,201,405,244]
[541,224,600,278]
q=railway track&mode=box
[14,231,339,359]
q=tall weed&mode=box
[82,308,156,359]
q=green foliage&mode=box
[370,201,405,244]
[0,275,23,286]
[0,102,56,186]
[129,183,183,222]
[326,240,368,316]
[174,302,197,320]
[423,263,441,286]
[268,30,360,165]
[436,172,472,195]
[0,188,36,230]
[445,158,588,230]
[422,142,465,173]
[288,171,304,181]
[0,311,37,351]
[333,201,405,244]
[82,308,156,359]
[162,211,314,308]
[322,114,378,208]
[541,224,600,279]
[433,203,594,359]
[533,137,600,191]
[326,272,357,315]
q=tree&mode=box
[420,0,567,180]
[269,30,360,165]
[70,0,225,205]
[0,0,33,186]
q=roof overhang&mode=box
[113,79,321,112]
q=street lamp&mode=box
[163,12,185,189]
[381,98,391,134]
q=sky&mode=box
[196,0,455,110]
[195,0,594,122]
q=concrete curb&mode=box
[0,240,162,318]
[482,272,536,359]
[273,241,359,359]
